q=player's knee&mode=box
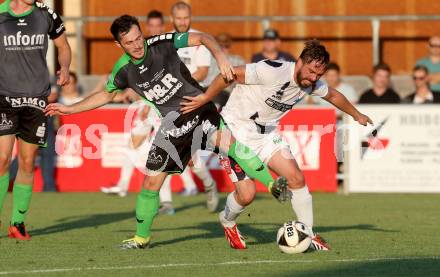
[142,181,161,191]
[286,172,305,189]
[0,154,11,174]
[142,175,163,191]
[235,189,255,206]
[18,156,35,174]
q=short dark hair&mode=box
[326,62,340,72]
[413,64,429,75]
[171,1,191,15]
[147,10,164,23]
[373,63,391,74]
[110,15,141,42]
[299,40,330,66]
[69,71,77,83]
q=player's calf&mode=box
[285,171,306,190]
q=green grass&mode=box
[0,192,439,276]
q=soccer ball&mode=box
[276,221,312,254]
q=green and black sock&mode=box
[11,183,33,224]
[135,188,159,239]
[0,173,9,215]
[227,141,274,188]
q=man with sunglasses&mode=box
[416,36,440,93]
[404,65,440,104]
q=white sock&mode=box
[116,149,136,191]
[159,176,173,203]
[289,186,314,228]
[181,167,197,191]
[191,154,215,190]
[221,192,245,227]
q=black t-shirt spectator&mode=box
[251,51,295,63]
[359,88,401,104]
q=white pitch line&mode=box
[0,256,438,275]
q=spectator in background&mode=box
[38,78,60,192]
[251,28,295,63]
[170,1,219,209]
[359,63,400,104]
[416,36,440,93]
[58,72,83,105]
[171,1,211,84]
[309,62,358,107]
[404,65,440,104]
[145,10,165,37]
[205,33,245,108]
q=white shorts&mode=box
[131,111,161,136]
[131,119,153,136]
[223,117,289,163]
[220,118,290,182]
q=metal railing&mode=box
[61,15,440,76]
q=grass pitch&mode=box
[0,192,439,276]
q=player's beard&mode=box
[173,22,190,33]
[296,70,315,89]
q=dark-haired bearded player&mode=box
[181,40,373,251]
[45,15,288,249]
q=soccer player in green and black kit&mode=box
[0,0,71,240]
[45,15,287,249]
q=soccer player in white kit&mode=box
[181,40,373,250]
[170,1,219,211]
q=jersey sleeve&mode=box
[146,33,188,50]
[173,32,190,49]
[310,80,329,98]
[105,55,130,93]
[37,2,65,40]
[245,60,287,85]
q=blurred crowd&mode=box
[30,3,440,192]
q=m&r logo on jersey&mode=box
[142,73,183,104]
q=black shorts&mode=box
[0,95,48,146]
[146,103,223,173]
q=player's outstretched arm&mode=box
[45,90,117,116]
[180,66,245,114]
[187,32,235,82]
[53,33,72,86]
[323,87,373,126]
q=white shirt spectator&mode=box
[177,28,211,79]
[58,96,83,106]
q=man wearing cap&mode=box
[251,28,295,63]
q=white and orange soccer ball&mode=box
[276,221,312,254]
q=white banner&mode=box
[345,105,440,193]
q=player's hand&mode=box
[44,103,74,116]
[216,55,236,83]
[354,113,373,126]
[180,94,208,114]
[57,67,70,86]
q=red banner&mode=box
[32,107,337,193]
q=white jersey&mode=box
[177,28,211,76]
[221,60,329,133]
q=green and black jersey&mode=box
[0,0,65,97]
[106,32,206,118]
